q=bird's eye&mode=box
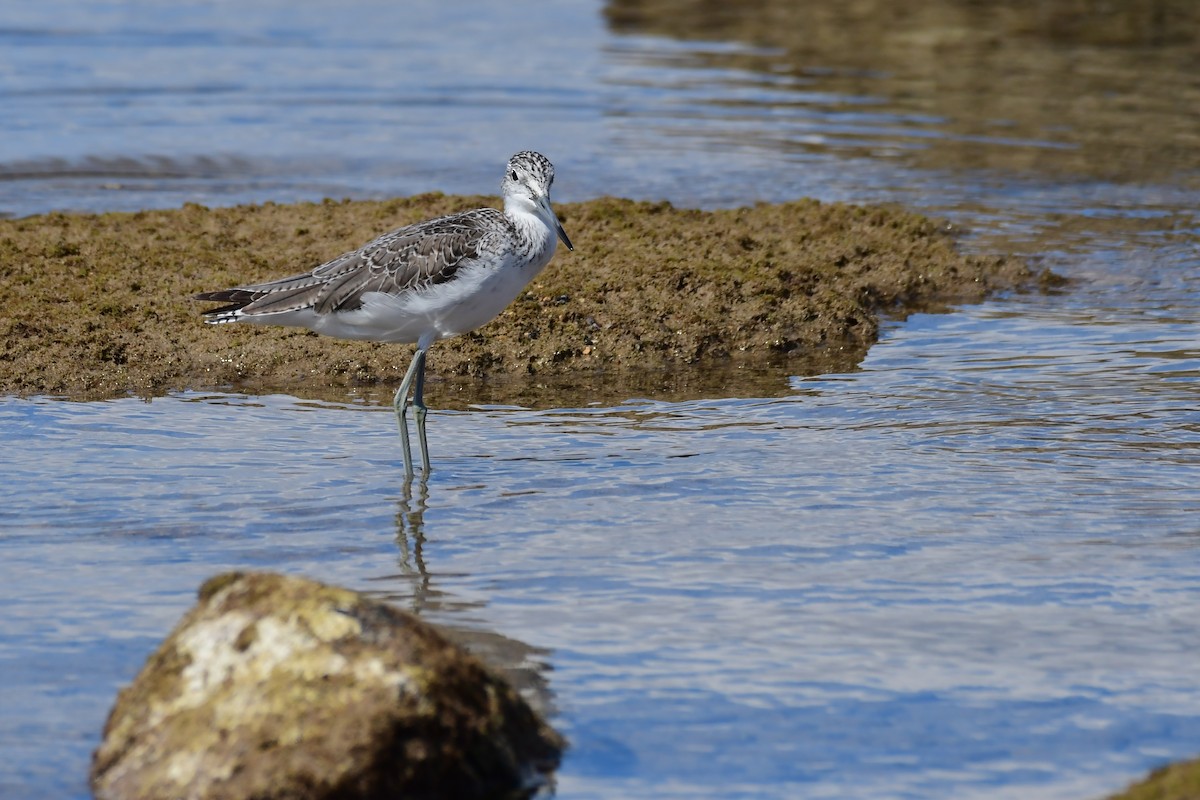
[510,170,519,182]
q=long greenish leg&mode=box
[411,348,431,473]
[393,349,427,477]
[392,384,413,477]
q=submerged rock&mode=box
[90,571,564,800]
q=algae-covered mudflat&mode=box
[0,195,1035,400]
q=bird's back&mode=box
[195,207,519,342]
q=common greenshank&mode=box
[195,151,573,475]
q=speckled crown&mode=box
[506,151,555,187]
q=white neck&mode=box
[504,195,557,267]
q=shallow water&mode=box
[2,1,1200,799]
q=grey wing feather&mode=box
[195,209,513,317]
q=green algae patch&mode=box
[0,194,1035,401]
[91,571,564,800]
[1106,757,1200,800]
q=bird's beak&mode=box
[539,194,574,252]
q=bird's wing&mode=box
[195,209,512,317]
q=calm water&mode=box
[2,2,1199,799]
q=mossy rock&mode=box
[1107,757,1200,800]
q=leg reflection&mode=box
[395,472,431,613]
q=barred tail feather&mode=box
[194,289,254,323]
[201,308,247,324]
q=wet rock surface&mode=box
[90,571,564,800]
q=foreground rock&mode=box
[0,195,1040,401]
[91,572,564,800]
